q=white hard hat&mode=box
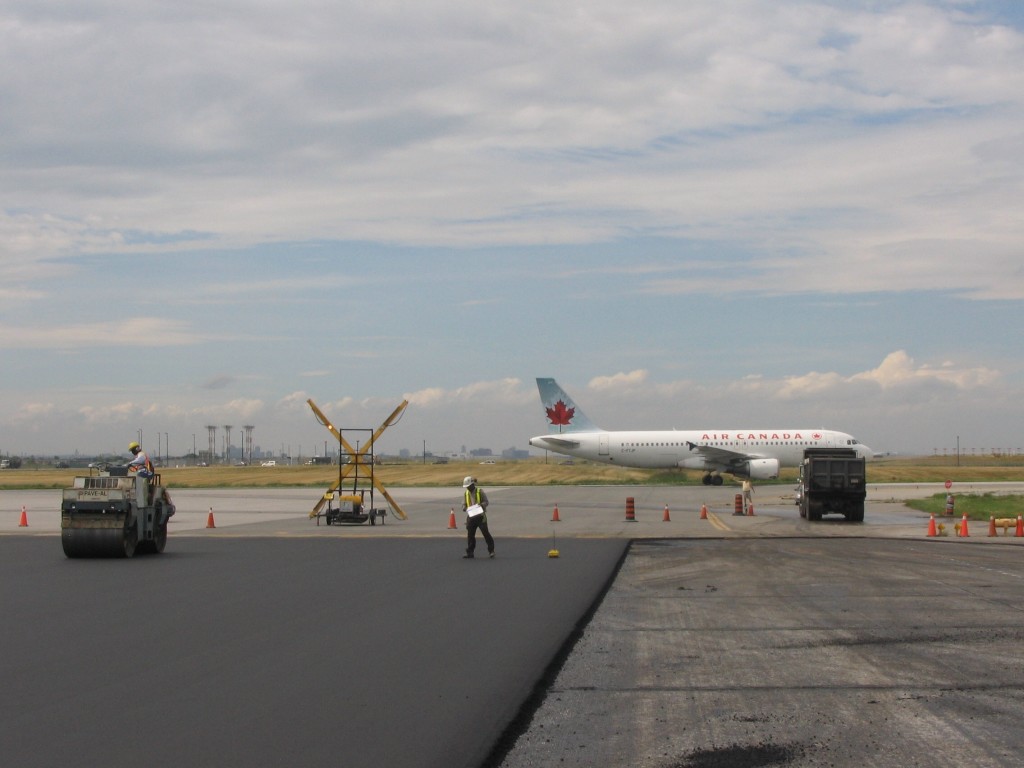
[462,476,476,488]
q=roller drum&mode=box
[61,523,138,558]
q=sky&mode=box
[2,0,1023,461]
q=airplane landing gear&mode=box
[701,473,724,486]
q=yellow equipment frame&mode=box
[307,397,409,520]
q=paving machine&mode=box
[61,466,175,558]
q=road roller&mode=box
[61,466,175,558]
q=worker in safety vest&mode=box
[461,476,495,559]
[127,441,155,478]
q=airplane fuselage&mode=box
[530,428,869,476]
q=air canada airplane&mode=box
[529,378,872,485]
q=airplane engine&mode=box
[743,458,779,480]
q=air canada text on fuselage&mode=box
[700,432,815,441]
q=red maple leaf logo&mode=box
[812,432,822,440]
[546,399,575,426]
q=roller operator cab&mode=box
[61,467,175,558]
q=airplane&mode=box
[529,378,872,485]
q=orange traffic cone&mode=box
[926,514,937,537]
[959,513,969,537]
[700,503,708,520]
[988,516,997,537]
[206,508,216,529]
[552,504,561,522]
[1016,515,1023,538]
[662,504,671,522]
[19,505,28,527]
[448,508,457,529]
[747,503,755,517]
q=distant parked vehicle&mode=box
[261,460,277,467]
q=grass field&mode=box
[905,493,1024,520]
[1,454,1021,490]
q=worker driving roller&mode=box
[127,441,155,478]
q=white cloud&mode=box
[13,401,56,422]
[404,378,525,408]
[2,1,1022,304]
[0,318,207,349]
[851,350,1000,389]
[277,391,312,412]
[220,398,265,420]
[588,370,649,391]
[776,371,846,399]
[758,351,1001,401]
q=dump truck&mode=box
[796,448,866,522]
[61,466,175,557]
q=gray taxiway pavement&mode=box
[6,481,1024,538]
[3,483,1023,767]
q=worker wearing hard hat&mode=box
[461,476,495,559]
[127,441,155,478]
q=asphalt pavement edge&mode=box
[481,539,633,768]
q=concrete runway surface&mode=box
[2,483,1023,767]
[498,538,1024,768]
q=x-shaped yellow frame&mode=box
[307,397,409,520]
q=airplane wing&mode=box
[537,436,582,449]
[685,441,756,469]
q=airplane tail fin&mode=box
[536,378,600,433]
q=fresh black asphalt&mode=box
[0,536,628,768]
